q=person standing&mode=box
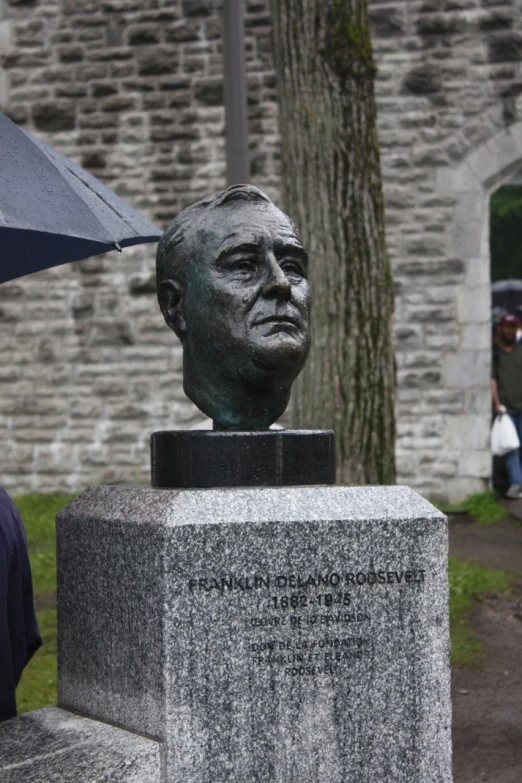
[492,313,522,498]
[0,488,41,721]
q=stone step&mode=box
[0,706,163,783]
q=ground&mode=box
[450,512,522,783]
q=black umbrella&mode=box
[491,279,522,313]
[0,112,162,284]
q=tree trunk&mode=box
[270,0,396,485]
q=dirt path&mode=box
[449,514,522,783]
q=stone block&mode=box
[465,143,502,188]
[464,256,490,287]
[88,319,135,346]
[488,33,522,64]
[447,414,490,450]
[182,0,212,16]
[446,476,488,504]
[397,434,444,451]
[194,76,224,106]
[57,485,451,783]
[424,459,460,479]
[398,369,443,389]
[57,84,89,99]
[13,19,45,46]
[164,20,200,42]
[128,271,157,294]
[137,48,179,75]
[0,706,162,782]
[402,64,442,96]
[394,258,465,278]
[127,23,160,46]
[89,46,133,62]
[0,21,11,50]
[461,323,491,351]
[505,122,522,153]
[404,305,455,324]
[465,388,491,415]
[58,45,84,63]
[205,17,222,40]
[417,13,468,36]
[455,190,487,228]
[435,162,476,195]
[485,129,521,178]
[403,351,441,369]
[425,286,457,305]
[0,71,8,108]
[425,333,460,351]
[2,49,52,69]
[405,234,447,257]
[369,6,405,37]
[102,94,137,112]
[479,10,512,33]
[444,350,489,389]
[32,101,76,132]
[458,450,491,478]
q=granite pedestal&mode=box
[57,484,451,783]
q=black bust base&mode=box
[151,430,335,488]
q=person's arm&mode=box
[491,345,503,414]
[491,377,503,414]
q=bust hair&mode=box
[156,184,274,289]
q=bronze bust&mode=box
[156,184,311,430]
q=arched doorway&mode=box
[433,123,522,501]
[490,173,522,493]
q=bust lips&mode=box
[252,313,303,329]
[248,311,309,372]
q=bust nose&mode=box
[262,255,291,301]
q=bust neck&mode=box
[183,356,290,430]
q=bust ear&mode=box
[158,279,186,339]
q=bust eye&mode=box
[230,258,256,276]
[280,259,305,281]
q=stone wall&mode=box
[370,0,522,501]
[0,0,521,499]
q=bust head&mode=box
[156,184,311,429]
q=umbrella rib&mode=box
[20,125,137,243]
[16,125,116,244]
[63,163,139,238]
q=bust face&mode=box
[182,200,310,385]
[158,192,311,428]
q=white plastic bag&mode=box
[491,414,520,456]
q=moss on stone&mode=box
[322,0,377,81]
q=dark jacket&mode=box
[0,488,41,721]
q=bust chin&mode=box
[181,336,307,430]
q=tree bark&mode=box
[270,0,396,485]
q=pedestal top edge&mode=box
[57,484,445,528]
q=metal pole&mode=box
[222,0,250,185]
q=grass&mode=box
[452,490,508,527]
[434,489,508,527]
[436,490,516,665]
[448,556,514,667]
[16,608,57,714]
[14,493,74,713]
